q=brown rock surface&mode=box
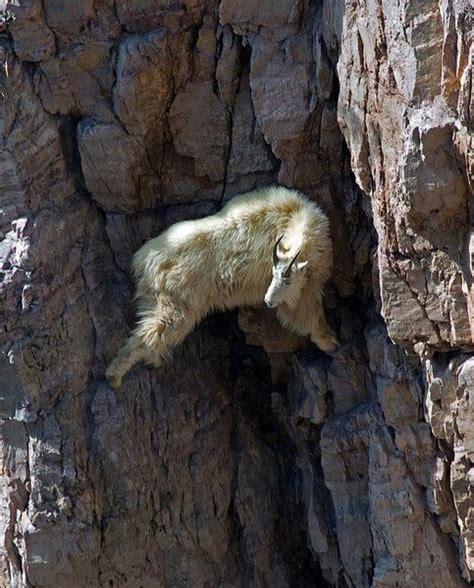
[337,0,473,351]
[0,0,472,587]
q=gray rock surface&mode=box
[0,0,472,586]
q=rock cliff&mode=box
[0,0,472,586]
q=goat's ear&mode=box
[294,261,309,272]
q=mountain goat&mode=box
[106,186,338,389]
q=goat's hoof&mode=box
[106,370,122,391]
[312,334,340,354]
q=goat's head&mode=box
[264,234,309,309]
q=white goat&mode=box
[106,186,338,389]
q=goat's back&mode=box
[132,186,332,308]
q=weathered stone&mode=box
[113,0,203,34]
[337,0,473,351]
[224,69,278,198]
[169,82,230,184]
[322,403,467,587]
[114,33,170,130]
[9,0,55,62]
[249,33,313,162]
[36,42,114,117]
[77,119,159,213]
[216,25,241,108]
[422,355,474,578]
[220,0,302,40]
[42,0,95,35]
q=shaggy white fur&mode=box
[106,185,337,389]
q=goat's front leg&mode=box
[309,303,339,353]
[277,293,339,353]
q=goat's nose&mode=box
[265,298,275,308]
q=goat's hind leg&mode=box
[106,334,148,390]
[106,296,169,389]
[106,295,195,389]
[105,312,167,389]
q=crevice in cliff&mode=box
[222,315,332,584]
[220,94,235,204]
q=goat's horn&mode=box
[273,234,284,266]
[283,250,301,278]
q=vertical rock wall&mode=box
[337,0,473,580]
[0,0,472,586]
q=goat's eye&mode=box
[284,278,292,285]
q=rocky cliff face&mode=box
[0,0,472,586]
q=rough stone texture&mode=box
[0,1,472,587]
[337,0,473,580]
[337,0,473,351]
